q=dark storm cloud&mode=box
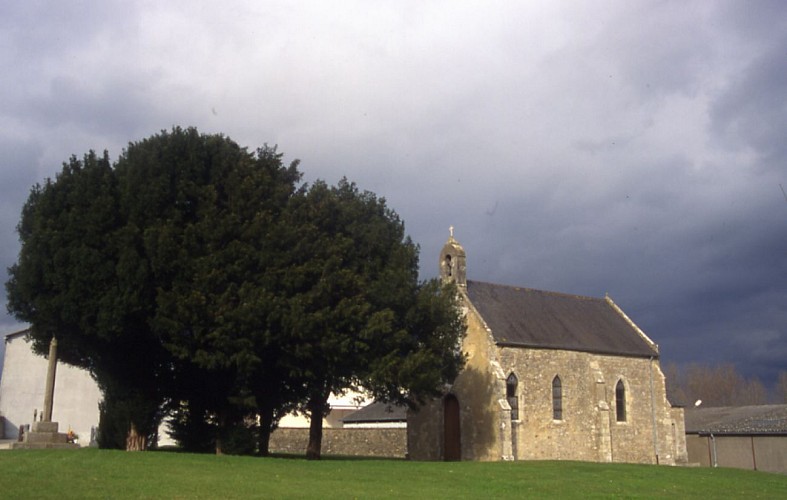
[10,73,168,139]
[710,35,787,164]
[0,1,785,389]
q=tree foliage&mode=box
[6,128,465,457]
[272,179,465,458]
[6,150,168,448]
[115,129,301,453]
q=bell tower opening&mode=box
[439,226,466,287]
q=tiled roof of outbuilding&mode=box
[465,280,659,358]
[684,405,787,435]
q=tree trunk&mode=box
[215,410,226,455]
[305,395,328,460]
[258,404,274,457]
[126,422,147,451]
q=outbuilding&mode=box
[684,404,787,474]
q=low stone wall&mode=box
[270,427,407,458]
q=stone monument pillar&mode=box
[42,336,58,422]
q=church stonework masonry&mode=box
[407,231,688,464]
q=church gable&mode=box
[407,230,686,464]
[465,280,658,358]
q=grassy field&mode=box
[0,449,785,499]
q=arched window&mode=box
[552,376,562,420]
[444,254,453,277]
[506,373,519,420]
[615,379,627,422]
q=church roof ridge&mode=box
[465,279,605,302]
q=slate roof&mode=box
[465,280,659,358]
[684,405,787,435]
[341,401,407,423]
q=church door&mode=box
[444,394,461,461]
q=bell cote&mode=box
[440,226,466,287]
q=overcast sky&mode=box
[2,1,785,387]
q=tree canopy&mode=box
[6,127,465,456]
[274,179,465,458]
[6,149,167,448]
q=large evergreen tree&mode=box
[6,128,301,451]
[131,131,301,453]
[274,179,465,459]
[6,150,168,449]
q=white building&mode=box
[0,330,102,445]
[277,391,369,429]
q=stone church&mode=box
[407,232,687,464]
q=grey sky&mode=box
[2,1,785,386]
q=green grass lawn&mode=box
[0,449,785,499]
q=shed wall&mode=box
[686,434,787,474]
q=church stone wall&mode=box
[498,347,682,465]
[408,299,511,461]
[670,406,688,463]
[450,301,508,461]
